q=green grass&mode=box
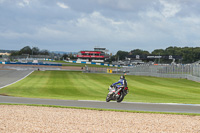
[0,71,200,104]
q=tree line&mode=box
[7,46,200,64]
[10,46,49,56]
[9,46,76,60]
[111,46,200,64]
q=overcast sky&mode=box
[0,0,200,54]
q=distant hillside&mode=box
[0,49,78,55]
[0,49,15,53]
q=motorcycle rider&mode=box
[112,75,128,90]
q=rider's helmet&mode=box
[120,75,125,79]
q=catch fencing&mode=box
[86,64,200,82]
[121,64,200,82]
[86,67,121,74]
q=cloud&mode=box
[18,0,30,7]
[1,0,200,52]
[159,0,181,18]
[57,2,69,9]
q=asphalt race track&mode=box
[0,69,200,114]
[0,70,33,89]
[1,96,200,114]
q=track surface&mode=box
[0,70,33,89]
[0,69,200,114]
[1,96,200,114]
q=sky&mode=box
[0,0,200,54]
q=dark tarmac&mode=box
[0,70,33,89]
[0,96,200,114]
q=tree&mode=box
[151,49,165,55]
[106,55,117,63]
[32,47,40,55]
[39,50,49,55]
[193,47,200,62]
[116,50,129,60]
[151,46,200,63]
[181,47,195,63]
[19,46,32,55]
[165,46,182,56]
[130,49,150,56]
[62,54,68,60]
[10,51,20,56]
[68,52,77,59]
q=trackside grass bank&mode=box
[0,71,200,104]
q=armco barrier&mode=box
[0,62,62,66]
[1,60,119,67]
[0,61,5,64]
[86,64,200,82]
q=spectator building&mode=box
[0,52,11,56]
[77,48,109,62]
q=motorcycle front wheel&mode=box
[106,94,111,102]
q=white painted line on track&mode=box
[0,70,34,89]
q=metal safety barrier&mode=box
[121,64,200,82]
[86,64,200,82]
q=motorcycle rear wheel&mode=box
[117,93,124,103]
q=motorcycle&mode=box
[106,85,129,103]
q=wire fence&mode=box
[86,67,121,74]
[86,64,200,82]
[121,64,200,82]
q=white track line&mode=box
[0,70,34,89]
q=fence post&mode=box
[182,65,183,75]
[198,65,200,77]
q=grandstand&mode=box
[77,48,109,63]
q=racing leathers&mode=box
[112,78,127,89]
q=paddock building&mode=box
[77,48,109,63]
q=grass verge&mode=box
[0,71,200,104]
